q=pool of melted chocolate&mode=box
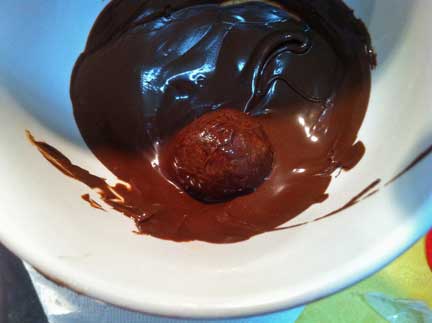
[34,0,376,243]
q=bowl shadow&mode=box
[390,132,432,223]
[0,1,105,147]
[367,0,415,73]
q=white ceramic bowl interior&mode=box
[0,0,431,319]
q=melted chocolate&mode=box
[31,0,377,243]
[81,194,105,211]
[275,142,432,231]
[272,179,381,231]
[316,179,381,220]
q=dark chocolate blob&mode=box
[38,0,376,243]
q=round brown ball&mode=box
[170,109,273,202]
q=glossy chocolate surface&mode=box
[35,0,377,243]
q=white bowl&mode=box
[0,0,431,319]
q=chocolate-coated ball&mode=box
[170,109,273,202]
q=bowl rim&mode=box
[0,196,430,319]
